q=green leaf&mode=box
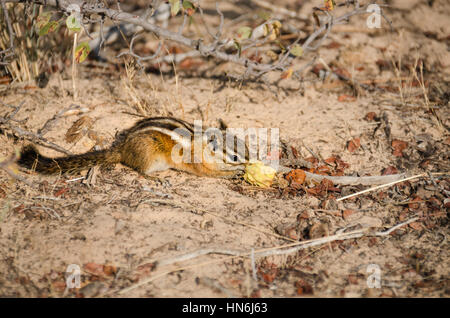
[48,20,60,33]
[38,20,60,36]
[182,0,194,10]
[237,26,252,40]
[169,0,181,16]
[74,42,90,63]
[36,11,52,30]
[182,0,196,15]
[66,13,81,32]
[36,11,59,36]
[290,44,303,57]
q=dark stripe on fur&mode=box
[129,117,195,135]
[17,145,121,175]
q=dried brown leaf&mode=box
[347,137,361,153]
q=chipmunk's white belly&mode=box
[145,157,171,174]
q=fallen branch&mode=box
[256,216,418,257]
[277,164,409,186]
[117,216,419,295]
[305,170,408,186]
[1,118,72,155]
[335,172,448,201]
[156,248,244,267]
[0,101,73,155]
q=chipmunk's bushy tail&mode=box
[17,145,122,175]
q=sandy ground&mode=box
[0,0,449,297]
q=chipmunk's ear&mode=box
[217,118,228,131]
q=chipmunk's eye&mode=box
[229,155,238,162]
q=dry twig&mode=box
[0,101,72,155]
[117,216,419,295]
[336,172,448,201]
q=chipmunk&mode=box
[17,117,249,178]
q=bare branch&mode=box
[117,34,163,66]
[2,0,392,81]
[151,50,200,64]
[0,101,73,155]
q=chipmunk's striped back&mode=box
[119,117,248,166]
